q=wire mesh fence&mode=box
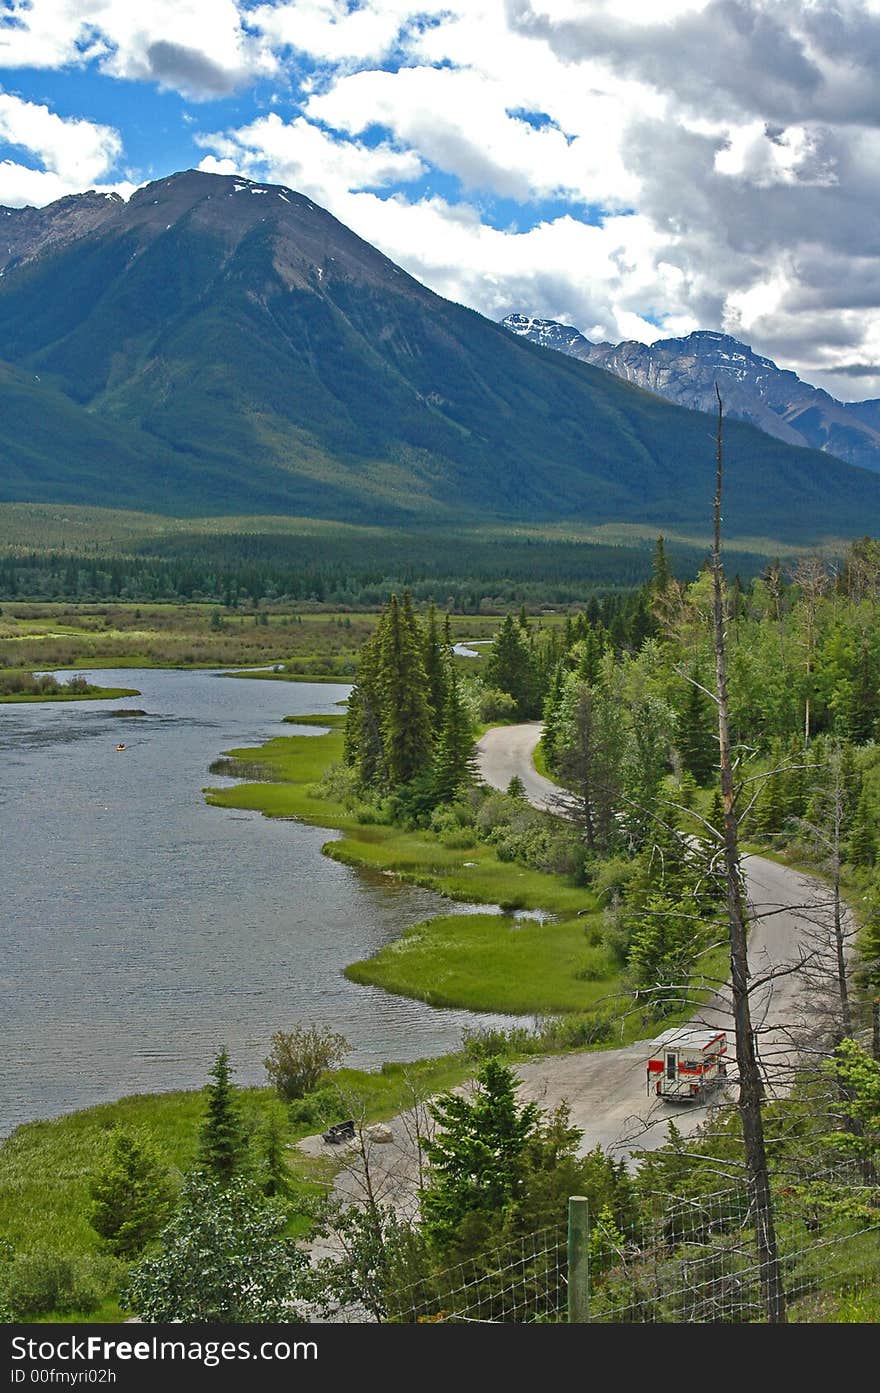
[382,1164,878,1324]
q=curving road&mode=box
[300,723,844,1219]
[472,721,842,1159]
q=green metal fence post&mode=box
[567,1194,590,1322]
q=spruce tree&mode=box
[676,672,717,785]
[343,626,386,790]
[483,613,540,717]
[651,535,671,593]
[422,602,449,739]
[88,1128,175,1257]
[197,1048,249,1185]
[431,672,476,805]
[848,787,876,868]
[380,592,433,787]
[541,661,567,770]
[421,1059,540,1249]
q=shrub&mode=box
[287,1085,347,1127]
[312,761,360,806]
[264,1024,350,1101]
[460,1024,542,1061]
[478,688,518,722]
[2,1248,111,1318]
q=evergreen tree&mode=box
[483,614,540,717]
[575,625,605,685]
[651,536,671,593]
[197,1048,249,1185]
[422,603,449,739]
[431,672,476,805]
[88,1128,175,1257]
[676,672,717,785]
[343,627,386,789]
[627,893,703,1018]
[421,1059,540,1249]
[540,661,567,770]
[380,592,434,787]
[836,642,880,743]
[258,1105,292,1199]
[848,787,876,868]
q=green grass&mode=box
[346,912,613,1014]
[202,716,739,1024]
[0,1052,476,1323]
[0,686,138,703]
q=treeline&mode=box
[0,528,772,608]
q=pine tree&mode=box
[343,625,387,789]
[541,661,567,770]
[576,625,605,685]
[422,602,449,739]
[380,592,434,787]
[88,1128,175,1257]
[836,643,880,744]
[483,613,540,717]
[431,672,476,805]
[848,787,876,868]
[421,1059,540,1249]
[651,536,671,593]
[676,672,717,785]
[197,1048,249,1185]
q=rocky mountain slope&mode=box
[503,314,880,474]
[0,170,878,542]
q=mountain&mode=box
[502,314,880,475]
[0,169,879,543]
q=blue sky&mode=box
[1,1,879,399]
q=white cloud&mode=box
[0,92,131,205]
[0,1,275,97]
[196,111,425,202]
[2,1,880,397]
[306,65,640,207]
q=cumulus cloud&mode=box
[0,92,132,206]
[3,1,880,396]
[0,0,275,98]
[196,112,425,203]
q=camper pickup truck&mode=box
[647,1026,728,1102]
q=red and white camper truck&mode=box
[647,1026,728,1102]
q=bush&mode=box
[461,1024,542,1061]
[312,762,360,806]
[287,1085,347,1127]
[264,1024,350,1101]
[478,688,518,722]
[2,1248,112,1318]
[538,1011,617,1049]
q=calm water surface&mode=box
[0,669,525,1137]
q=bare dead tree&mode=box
[711,385,787,1323]
[788,555,831,747]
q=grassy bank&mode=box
[203,716,729,1035]
[0,1054,474,1322]
[0,686,139,703]
[346,912,619,1014]
[0,601,511,678]
[203,719,618,1013]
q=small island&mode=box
[0,671,140,703]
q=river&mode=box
[0,668,524,1138]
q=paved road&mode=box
[300,723,842,1223]
[474,721,840,1157]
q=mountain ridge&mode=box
[502,314,880,474]
[0,169,878,543]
